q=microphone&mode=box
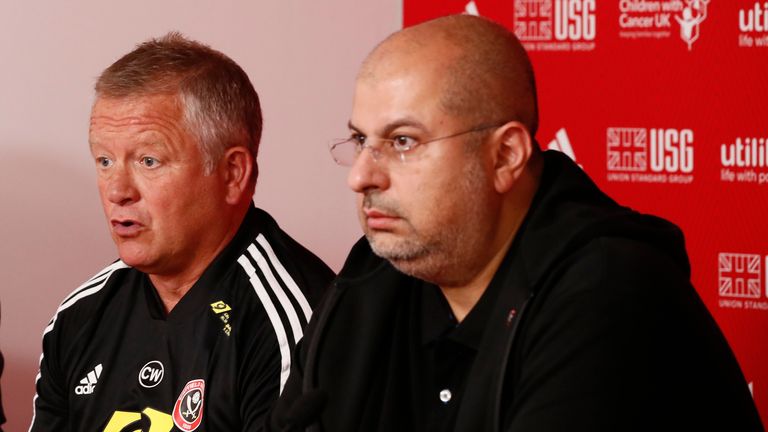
[279,390,328,432]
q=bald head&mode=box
[359,15,539,136]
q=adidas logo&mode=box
[547,128,582,168]
[74,364,102,395]
[465,1,479,15]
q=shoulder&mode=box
[242,208,334,300]
[528,235,695,322]
[509,239,756,430]
[517,233,707,357]
[44,260,133,338]
[516,233,732,380]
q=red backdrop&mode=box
[405,0,767,424]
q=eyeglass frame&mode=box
[328,121,508,166]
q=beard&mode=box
[362,154,492,286]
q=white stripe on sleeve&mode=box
[237,255,292,394]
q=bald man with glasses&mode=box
[269,15,762,432]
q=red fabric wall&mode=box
[405,0,767,424]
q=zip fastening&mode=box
[492,292,535,432]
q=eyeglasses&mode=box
[328,123,505,166]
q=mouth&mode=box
[363,208,400,230]
[110,219,143,237]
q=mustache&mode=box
[362,193,402,217]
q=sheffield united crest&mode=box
[173,379,205,431]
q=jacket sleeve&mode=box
[29,318,68,431]
[265,285,338,432]
[242,278,334,432]
[239,314,283,432]
[503,239,761,431]
[264,338,309,432]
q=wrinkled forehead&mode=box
[351,51,457,134]
[88,95,186,147]
[91,94,182,121]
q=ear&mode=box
[490,121,534,194]
[220,146,254,205]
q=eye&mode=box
[350,133,366,151]
[95,156,113,168]
[391,135,418,152]
[139,156,160,168]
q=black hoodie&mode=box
[271,151,763,432]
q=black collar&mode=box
[420,270,505,351]
[145,204,264,321]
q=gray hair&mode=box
[95,32,262,181]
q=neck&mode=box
[440,156,543,322]
[149,273,201,314]
[148,203,250,314]
[439,232,516,322]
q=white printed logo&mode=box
[719,253,762,299]
[606,127,694,184]
[74,363,102,395]
[718,253,768,311]
[139,360,165,388]
[676,0,710,49]
[513,0,596,51]
[720,136,768,185]
[547,128,582,167]
[465,1,480,16]
[618,0,710,49]
[739,2,768,48]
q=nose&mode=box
[347,146,390,194]
[103,165,139,206]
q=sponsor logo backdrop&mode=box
[405,0,767,423]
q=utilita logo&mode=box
[618,0,710,49]
[513,0,596,51]
[738,2,768,47]
[720,136,768,185]
[718,253,768,311]
[606,127,694,184]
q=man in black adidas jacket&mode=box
[30,34,333,431]
[269,15,763,432]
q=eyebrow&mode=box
[88,135,167,152]
[347,117,429,137]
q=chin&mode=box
[390,258,449,286]
[116,247,151,270]
[118,256,145,270]
[368,238,437,279]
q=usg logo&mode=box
[719,253,762,299]
[606,127,647,172]
[606,127,694,184]
[139,360,165,389]
[648,128,694,173]
[718,253,768,312]
[513,0,596,51]
[554,0,596,41]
